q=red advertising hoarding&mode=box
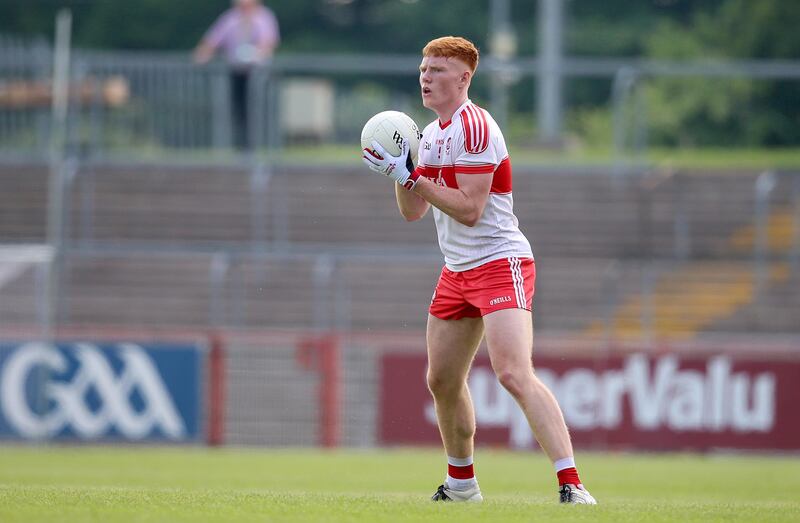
[380,352,800,450]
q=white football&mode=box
[360,111,422,165]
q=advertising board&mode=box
[381,352,800,450]
[0,341,201,441]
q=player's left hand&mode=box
[362,140,419,190]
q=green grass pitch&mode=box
[1,446,798,522]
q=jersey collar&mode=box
[438,99,471,129]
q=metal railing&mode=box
[4,33,800,163]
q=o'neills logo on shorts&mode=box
[489,296,512,306]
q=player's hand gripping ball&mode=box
[361,111,422,190]
[361,111,422,164]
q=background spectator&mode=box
[194,0,280,150]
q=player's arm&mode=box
[363,140,431,221]
[362,139,491,226]
[395,179,430,221]
[410,172,491,227]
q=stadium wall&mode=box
[1,327,798,451]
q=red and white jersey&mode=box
[413,99,533,272]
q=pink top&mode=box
[203,5,280,66]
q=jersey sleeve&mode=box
[454,105,500,175]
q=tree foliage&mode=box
[642,0,800,146]
[1,0,798,146]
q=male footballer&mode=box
[362,36,596,505]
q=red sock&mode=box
[448,462,475,480]
[556,467,582,487]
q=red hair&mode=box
[422,36,479,73]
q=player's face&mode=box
[419,56,470,114]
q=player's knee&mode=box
[494,367,530,399]
[426,370,460,398]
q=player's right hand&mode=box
[362,140,419,190]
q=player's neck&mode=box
[435,94,469,124]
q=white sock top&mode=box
[553,456,576,472]
[447,455,474,467]
[446,455,476,491]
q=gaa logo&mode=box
[0,342,192,440]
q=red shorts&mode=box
[429,257,535,320]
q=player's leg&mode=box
[426,313,484,502]
[482,308,596,504]
[483,308,571,458]
[427,313,483,458]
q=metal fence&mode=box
[4,33,800,161]
[0,36,424,159]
